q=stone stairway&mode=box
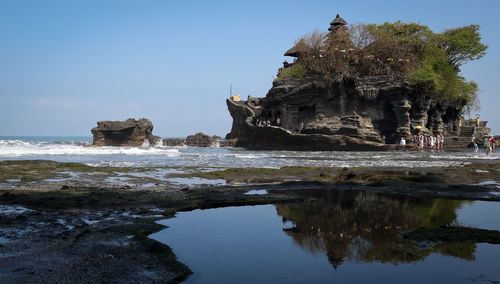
[459,126,475,137]
[445,136,472,148]
[445,126,475,148]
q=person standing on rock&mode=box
[471,136,479,155]
[399,137,406,149]
[489,136,496,153]
[418,133,424,150]
[484,137,492,156]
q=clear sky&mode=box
[1,0,499,137]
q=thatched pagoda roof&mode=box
[329,14,347,31]
[284,39,307,57]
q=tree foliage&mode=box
[442,25,487,68]
[278,62,307,79]
[285,20,487,107]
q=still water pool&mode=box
[150,190,500,283]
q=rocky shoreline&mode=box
[1,160,499,283]
[87,117,495,151]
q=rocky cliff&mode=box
[225,14,484,151]
[226,75,462,150]
[91,118,160,146]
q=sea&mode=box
[1,137,500,283]
[0,136,498,169]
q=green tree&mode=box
[285,20,487,108]
[441,25,487,69]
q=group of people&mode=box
[471,135,496,156]
[255,116,281,127]
[255,118,272,127]
[408,133,445,150]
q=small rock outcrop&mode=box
[163,138,185,147]
[185,133,221,147]
[163,134,234,147]
[91,118,159,146]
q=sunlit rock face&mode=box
[91,118,160,146]
[226,75,462,150]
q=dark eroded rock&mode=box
[91,118,159,147]
[163,138,185,146]
[226,75,463,150]
[404,226,500,244]
[185,132,220,147]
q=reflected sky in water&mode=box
[150,190,500,283]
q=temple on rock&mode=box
[225,15,489,151]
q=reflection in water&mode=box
[275,190,475,268]
[151,190,500,283]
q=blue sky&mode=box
[0,0,499,137]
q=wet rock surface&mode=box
[1,160,499,283]
[91,118,160,147]
[404,226,500,244]
[0,206,189,284]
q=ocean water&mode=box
[0,136,498,169]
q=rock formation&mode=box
[91,118,160,147]
[227,75,464,151]
[162,134,235,147]
[185,132,221,147]
[163,138,185,147]
[225,15,471,151]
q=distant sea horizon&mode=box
[0,136,186,142]
[0,136,93,143]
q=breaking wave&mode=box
[0,139,181,157]
[0,137,497,168]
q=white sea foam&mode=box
[234,154,263,159]
[1,138,498,169]
[0,205,34,215]
[478,180,500,188]
[82,218,100,225]
[0,139,181,157]
[244,189,268,195]
[85,161,138,167]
